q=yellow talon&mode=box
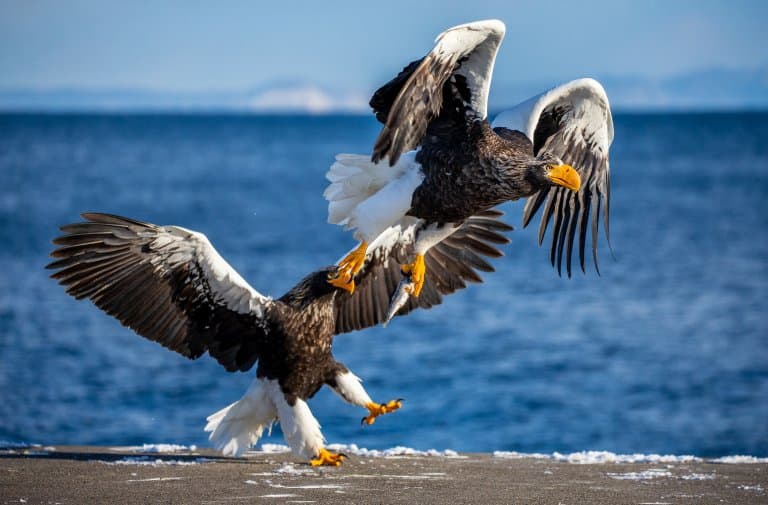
[328,241,368,294]
[362,399,403,425]
[401,254,426,297]
[310,448,346,467]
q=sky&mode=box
[1,0,766,94]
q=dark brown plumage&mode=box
[47,211,511,403]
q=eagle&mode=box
[47,211,511,465]
[325,19,614,301]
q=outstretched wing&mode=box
[492,78,614,276]
[371,19,505,166]
[334,210,512,334]
[47,213,273,372]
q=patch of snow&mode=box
[126,477,185,482]
[273,463,315,476]
[607,469,672,480]
[98,456,210,466]
[112,444,196,453]
[711,455,768,463]
[738,484,764,492]
[260,494,299,498]
[253,443,291,454]
[270,483,347,490]
[554,451,701,464]
[680,473,716,480]
[326,443,461,458]
[493,451,550,459]
[493,450,702,464]
[244,480,258,485]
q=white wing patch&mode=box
[492,77,614,150]
[433,19,505,118]
[164,226,272,317]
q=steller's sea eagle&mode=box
[325,19,613,301]
[47,211,511,465]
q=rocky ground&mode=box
[1,445,766,504]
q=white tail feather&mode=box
[325,152,423,243]
[204,377,277,457]
[325,153,409,226]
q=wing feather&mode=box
[334,210,511,334]
[371,20,505,166]
[48,213,273,372]
[492,78,614,275]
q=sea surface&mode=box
[1,112,766,457]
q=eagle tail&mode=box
[324,153,407,226]
[204,377,277,457]
[324,152,422,244]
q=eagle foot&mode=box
[362,399,404,425]
[328,241,368,294]
[310,448,347,467]
[401,254,426,297]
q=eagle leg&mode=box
[362,399,404,425]
[328,241,368,294]
[401,254,426,297]
[310,447,347,467]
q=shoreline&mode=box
[2,445,767,504]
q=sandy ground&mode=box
[1,445,766,504]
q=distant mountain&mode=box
[245,81,368,113]
[0,81,368,113]
[1,66,766,112]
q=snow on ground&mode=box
[607,469,673,480]
[5,440,766,465]
[737,484,764,492]
[494,450,768,464]
[679,473,716,480]
[98,456,210,466]
[710,455,768,463]
[249,444,292,454]
[326,444,460,457]
[111,444,197,453]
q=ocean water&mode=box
[0,112,766,457]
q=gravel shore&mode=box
[1,445,766,504]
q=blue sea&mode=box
[1,112,766,457]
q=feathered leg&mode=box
[329,367,403,426]
[205,377,278,457]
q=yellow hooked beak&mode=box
[546,164,581,192]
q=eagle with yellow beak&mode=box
[326,19,613,299]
